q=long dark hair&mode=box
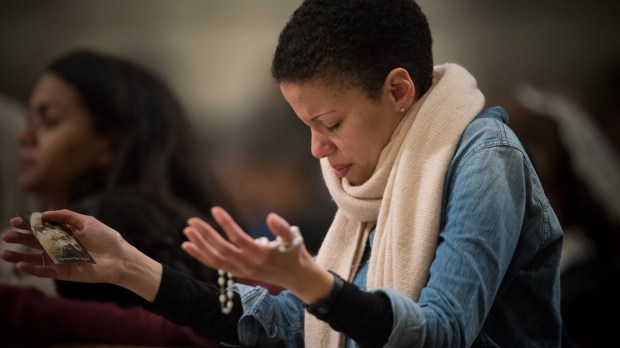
[48,49,229,217]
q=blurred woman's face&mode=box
[18,72,112,206]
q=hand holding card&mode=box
[19,211,96,264]
[3,209,163,302]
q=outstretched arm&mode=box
[183,206,395,347]
[0,209,162,302]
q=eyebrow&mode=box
[31,100,59,113]
[310,110,337,122]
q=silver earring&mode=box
[399,108,405,113]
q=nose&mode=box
[17,120,36,147]
[310,130,335,159]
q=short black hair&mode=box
[271,0,433,100]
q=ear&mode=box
[384,68,415,112]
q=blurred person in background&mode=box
[0,93,51,295]
[0,88,224,346]
[12,49,235,306]
[501,63,620,348]
[0,94,39,229]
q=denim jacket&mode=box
[233,106,563,347]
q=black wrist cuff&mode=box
[304,270,345,318]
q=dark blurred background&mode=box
[1,0,619,124]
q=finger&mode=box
[186,217,237,252]
[266,213,306,253]
[183,225,223,258]
[1,249,46,265]
[9,216,29,230]
[266,212,294,242]
[182,226,249,276]
[2,230,43,250]
[185,217,253,273]
[42,209,86,229]
[181,228,224,269]
[15,260,59,279]
[210,207,256,248]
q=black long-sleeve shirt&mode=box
[145,264,393,347]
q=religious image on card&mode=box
[19,211,96,264]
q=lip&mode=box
[331,163,351,178]
[18,155,35,173]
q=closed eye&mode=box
[40,113,60,129]
[327,122,340,133]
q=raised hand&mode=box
[182,206,333,304]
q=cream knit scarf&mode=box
[304,63,485,347]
